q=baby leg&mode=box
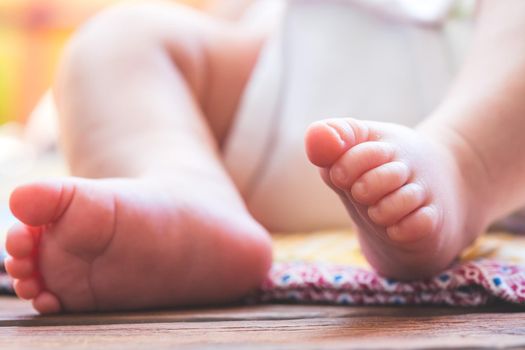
[5,2,271,313]
[305,1,525,280]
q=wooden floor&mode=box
[1,296,525,349]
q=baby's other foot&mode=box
[305,118,487,279]
[4,178,271,313]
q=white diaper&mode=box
[222,0,474,232]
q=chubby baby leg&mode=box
[5,2,271,313]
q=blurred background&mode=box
[0,0,232,125]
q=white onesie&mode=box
[222,0,474,232]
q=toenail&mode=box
[352,181,367,197]
[368,207,379,221]
[331,166,347,185]
[368,206,380,220]
[386,225,401,241]
[326,119,354,145]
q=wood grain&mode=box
[1,296,525,349]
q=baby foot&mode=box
[4,178,271,313]
[305,118,487,279]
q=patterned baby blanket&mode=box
[256,230,525,306]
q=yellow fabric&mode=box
[0,0,210,123]
[272,229,525,266]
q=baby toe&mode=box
[351,161,409,205]
[13,278,42,300]
[305,118,370,167]
[329,141,395,189]
[5,223,36,259]
[33,291,62,314]
[386,205,439,243]
[4,257,35,279]
[368,183,427,226]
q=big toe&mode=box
[305,118,370,167]
[33,292,62,314]
[10,180,75,226]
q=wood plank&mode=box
[1,296,525,349]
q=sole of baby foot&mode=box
[5,177,272,313]
[305,117,488,279]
